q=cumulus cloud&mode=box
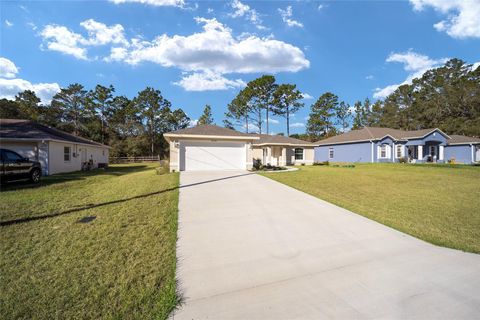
[278,6,303,28]
[229,0,265,29]
[473,61,480,70]
[173,71,246,91]
[0,57,60,103]
[108,17,309,74]
[290,122,305,128]
[373,50,447,99]
[0,57,19,78]
[109,0,184,7]
[5,20,13,27]
[188,119,198,127]
[265,118,280,124]
[40,19,129,59]
[410,0,480,39]
[302,93,313,99]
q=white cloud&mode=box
[40,25,88,60]
[373,50,447,99]
[109,0,184,7]
[473,61,480,70]
[278,6,303,28]
[109,17,309,74]
[40,19,129,60]
[173,71,246,91]
[27,22,37,30]
[317,4,324,11]
[410,0,480,39]
[0,57,19,78]
[265,118,280,124]
[302,93,313,99]
[365,75,374,80]
[290,122,305,128]
[229,0,265,30]
[207,8,214,14]
[0,57,60,103]
[5,20,13,27]
[79,19,128,46]
[188,119,198,127]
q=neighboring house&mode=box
[164,124,315,171]
[315,127,480,164]
[0,119,110,175]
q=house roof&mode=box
[252,134,315,146]
[164,124,259,140]
[447,134,480,145]
[316,127,452,145]
[0,119,109,147]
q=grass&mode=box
[261,163,480,254]
[0,164,180,319]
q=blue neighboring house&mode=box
[315,127,480,164]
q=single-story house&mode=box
[0,119,110,175]
[315,127,480,164]
[164,124,315,171]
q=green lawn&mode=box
[0,164,180,319]
[261,163,480,254]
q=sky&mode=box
[1,0,479,134]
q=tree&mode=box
[87,84,115,144]
[352,98,372,129]
[272,84,304,136]
[51,83,88,136]
[335,101,352,133]
[222,117,235,130]
[306,92,338,139]
[169,108,190,131]
[226,88,252,132]
[0,99,23,119]
[198,104,214,125]
[134,87,171,156]
[246,75,277,134]
[15,90,41,121]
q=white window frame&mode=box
[378,144,391,159]
[294,148,304,161]
[396,144,403,158]
[64,146,71,162]
[328,147,334,159]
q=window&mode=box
[3,150,23,162]
[380,145,387,158]
[329,148,334,159]
[396,145,403,158]
[64,146,71,162]
[294,148,304,160]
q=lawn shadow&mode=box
[0,172,253,227]
[0,165,151,192]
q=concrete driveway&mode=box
[172,171,480,319]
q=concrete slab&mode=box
[171,170,480,319]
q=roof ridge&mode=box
[363,126,375,139]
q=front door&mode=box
[429,145,437,162]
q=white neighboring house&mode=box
[0,119,110,175]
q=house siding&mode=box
[444,145,473,164]
[48,141,109,175]
[315,142,372,163]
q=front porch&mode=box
[259,145,310,166]
[407,143,445,163]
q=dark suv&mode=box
[0,148,42,184]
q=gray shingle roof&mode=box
[316,127,479,145]
[165,124,256,138]
[0,119,108,147]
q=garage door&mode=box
[181,141,246,171]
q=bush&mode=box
[253,158,262,171]
[398,157,408,163]
[448,158,456,164]
[313,161,329,166]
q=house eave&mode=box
[0,137,111,148]
[163,133,259,141]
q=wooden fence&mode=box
[109,156,162,164]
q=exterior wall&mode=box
[252,145,314,166]
[315,142,372,163]
[444,145,474,164]
[169,140,180,172]
[48,141,109,175]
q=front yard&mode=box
[0,164,180,319]
[261,163,480,254]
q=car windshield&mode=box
[3,150,24,161]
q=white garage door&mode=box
[181,141,246,171]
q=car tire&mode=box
[30,168,41,183]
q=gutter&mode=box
[0,137,111,148]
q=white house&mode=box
[0,119,110,175]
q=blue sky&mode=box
[1,0,479,134]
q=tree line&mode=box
[1,58,478,156]
[0,85,190,157]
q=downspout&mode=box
[370,141,374,163]
[471,144,474,164]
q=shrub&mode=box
[253,158,262,171]
[398,157,408,163]
[313,161,329,166]
[448,158,456,164]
